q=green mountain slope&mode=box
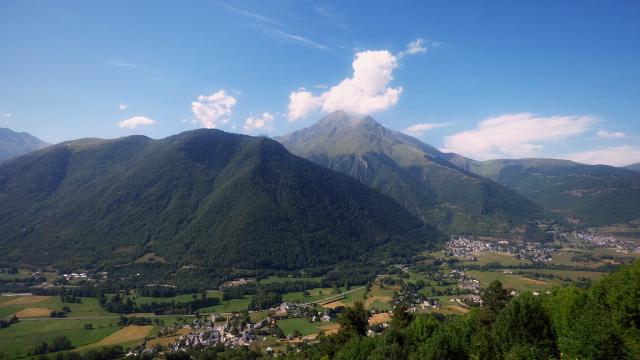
[0,127,49,162]
[446,155,640,226]
[0,129,442,269]
[277,111,551,236]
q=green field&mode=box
[512,269,606,281]
[0,295,112,319]
[129,292,213,305]
[200,296,253,313]
[340,287,367,306]
[0,318,121,358]
[258,276,323,285]
[467,270,554,292]
[458,252,532,266]
[276,318,321,336]
[282,288,336,303]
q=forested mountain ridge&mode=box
[0,129,443,269]
[278,111,552,237]
[0,127,49,162]
[446,155,640,226]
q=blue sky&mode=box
[1,0,639,165]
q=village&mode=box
[445,236,556,263]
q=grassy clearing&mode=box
[341,287,367,306]
[129,293,209,305]
[282,288,337,303]
[259,276,323,285]
[364,286,393,310]
[76,325,153,350]
[513,269,607,281]
[0,318,120,358]
[0,295,111,319]
[467,270,554,292]
[200,296,252,313]
[460,252,532,266]
[276,318,321,336]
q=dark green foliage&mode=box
[492,293,558,359]
[450,156,640,226]
[0,129,442,269]
[249,290,282,310]
[481,280,511,313]
[31,336,74,355]
[338,301,369,337]
[278,111,552,236]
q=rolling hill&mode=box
[625,162,640,172]
[446,155,640,227]
[0,127,49,162]
[0,129,443,269]
[278,111,552,236]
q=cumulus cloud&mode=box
[191,90,237,128]
[403,122,451,137]
[442,113,595,159]
[244,112,274,132]
[597,130,627,139]
[118,103,128,110]
[287,50,402,121]
[564,146,640,166]
[118,116,157,129]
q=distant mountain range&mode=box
[0,128,49,162]
[626,163,640,172]
[280,111,640,230]
[0,129,442,269]
[447,156,640,227]
[278,111,552,237]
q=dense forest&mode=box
[0,129,442,270]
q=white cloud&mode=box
[191,90,237,129]
[1,113,11,118]
[564,146,640,166]
[106,60,143,68]
[118,103,128,110]
[398,38,426,58]
[118,116,157,129]
[287,50,402,121]
[442,113,595,159]
[403,122,451,136]
[597,130,627,139]
[397,38,441,58]
[244,112,275,132]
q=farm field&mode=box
[0,318,120,358]
[458,252,532,266]
[467,270,553,292]
[259,276,323,285]
[0,295,111,319]
[282,287,336,303]
[511,269,607,282]
[76,325,153,350]
[276,318,322,336]
[200,296,252,313]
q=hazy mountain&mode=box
[0,127,49,162]
[446,155,640,226]
[0,129,442,269]
[278,111,551,236]
[625,162,640,172]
